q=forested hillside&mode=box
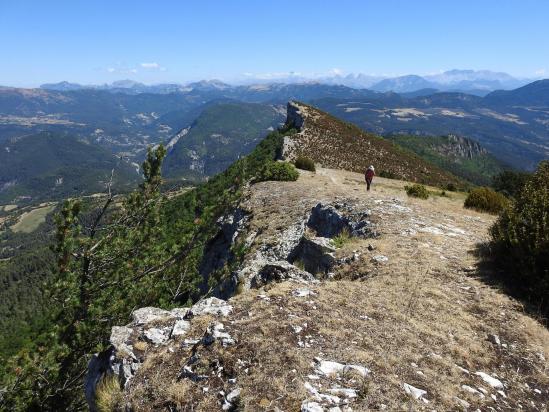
[0,132,138,204]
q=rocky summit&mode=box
[87,168,549,411]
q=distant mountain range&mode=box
[39,69,536,96]
[1,77,548,204]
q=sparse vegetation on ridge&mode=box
[282,101,464,189]
[257,161,299,182]
[405,184,429,199]
[464,187,508,214]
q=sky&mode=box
[1,0,548,87]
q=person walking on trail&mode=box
[365,165,375,191]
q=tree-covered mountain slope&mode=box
[386,134,506,185]
[163,101,285,178]
[282,101,463,188]
[0,132,138,204]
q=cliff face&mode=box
[281,101,462,188]
[435,134,488,159]
[87,168,549,412]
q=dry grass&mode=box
[96,375,124,412]
[124,167,548,411]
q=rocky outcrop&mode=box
[435,134,488,159]
[84,298,233,411]
[86,200,376,409]
[237,201,376,289]
[286,100,306,130]
[197,207,250,299]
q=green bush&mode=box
[294,156,316,172]
[405,184,429,199]
[492,170,532,198]
[257,161,299,182]
[464,187,508,214]
[445,183,457,192]
[490,161,549,313]
[379,170,397,179]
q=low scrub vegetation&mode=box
[258,161,299,182]
[405,184,429,199]
[294,156,316,172]
[490,161,549,313]
[464,187,508,214]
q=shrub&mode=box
[294,156,316,172]
[257,161,299,182]
[490,161,549,313]
[464,187,508,214]
[445,183,457,192]
[405,184,429,199]
[492,170,532,198]
[379,170,397,179]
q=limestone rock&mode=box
[403,382,427,400]
[191,297,233,317]
[144,327,170,345]
[172,319,191,337]
[132,307,174,324]
[475,371,504,389]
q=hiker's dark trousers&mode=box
[366,178,372,191]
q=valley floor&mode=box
[123,169,548,411]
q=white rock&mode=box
[455,365,470,374]
[110,326,133,347]
[132,307,174,324]
[171,319,191,336]
[371,255,388,263]
[192,297,232,317]
[475,371,504,389]
[461,385,484,398]
[227,388,240,401]
[144,327,170,344]
[301,401,324,412]
[403,383,427,400]
[293,288,317,297]
[314,358,370,377]
[328,388,357,398]
[454,396,470,409]
[169,307,190,319]
[212,323,235,346]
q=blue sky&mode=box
[1,0,548,87]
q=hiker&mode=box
[365,165,375,191]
